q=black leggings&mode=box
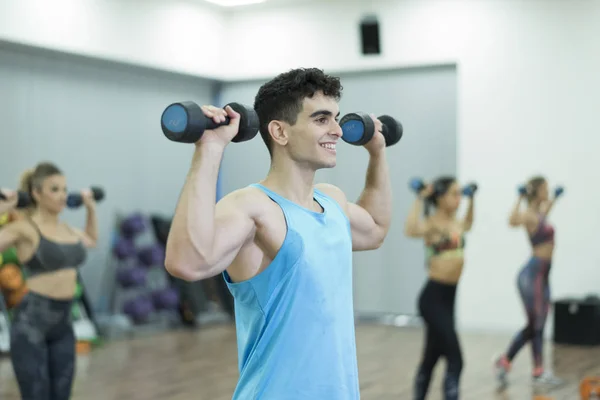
[414,280,463,400]
[10,291,76,400]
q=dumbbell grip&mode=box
[204,117,232,131]
[176,101,235,141]
[66,187,105,209]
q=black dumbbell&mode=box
[340,113,403,147]
[0,190,31,209]
[67,187,105,209]
[160,101,260,144]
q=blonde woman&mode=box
[0,162,98,400]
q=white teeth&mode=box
[320,143,336,150]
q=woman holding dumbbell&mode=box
[0,162,98,400]
[494,176,564,387]
[404,176,476,400]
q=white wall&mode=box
[0,0,226,79]
[1,0,599,333]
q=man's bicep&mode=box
[347,202,384,251]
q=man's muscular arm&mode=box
[165,105,256,281]
[348,116,392,251]
[165,147,256,281]
[348,150,391,251]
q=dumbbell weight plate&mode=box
[229,102,261,143]
[340,112,376,146]
[91,187,105,202]
[378,115,403,147]
[161,102,204,144]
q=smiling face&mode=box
[281,92,343,169]
[32,174,68,215]
[253,67,344,167]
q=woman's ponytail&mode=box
[18,168,36,214]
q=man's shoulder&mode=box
[314,183,348,209]
[216,185,274,214]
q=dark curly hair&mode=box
[253,68,343,156]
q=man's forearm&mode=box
[166,145,224,268]
[356,151,392,232]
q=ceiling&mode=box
[201,0,346,10]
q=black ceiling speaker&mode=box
[360,15,381,55]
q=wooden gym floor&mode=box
[0,323,598,399]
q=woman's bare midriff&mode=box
[26,269,78,300]
[532,242,554,261]
[428,257,464,285]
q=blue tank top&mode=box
[223,184,359,400]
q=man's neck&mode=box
[261,156,317,209]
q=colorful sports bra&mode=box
[529,214,555,246]
[426,230,466,261]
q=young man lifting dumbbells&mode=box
[163,68,403,399]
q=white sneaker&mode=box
[492,354,509,389]
[533,371,564,386]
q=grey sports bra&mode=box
[22,220,87,278]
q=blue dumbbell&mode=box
[408,177,425,194]
[340,113,403,147]
[462,183,478,197]
[554,186,564,198]
[161,101,260,144]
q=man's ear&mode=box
[268,120,289,147]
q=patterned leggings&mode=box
[505,256,551,369]
[10,291,76,400]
